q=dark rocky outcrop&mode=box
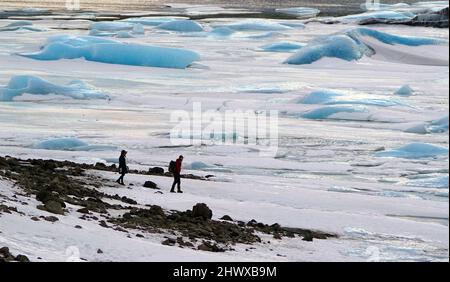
[0,247,30,262]
[192,203,213,220]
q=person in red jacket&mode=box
[170,155,184,193]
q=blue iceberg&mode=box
[157,20,204,32]
[260,42,304,52]
[19,35,201,69]
[34,138,116,151]
[0,75,109,101]
[90,21,135,32]
[285,27,444,65]
[209,27,235,38]
[429,116,449,133]
[222,20,291,31]
[301,106,369,120]
[395,85,414,96]
[298,90,407,107]
[407,175,449,189]
[375,143,449,159]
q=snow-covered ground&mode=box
[0,10,448,262]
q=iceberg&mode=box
[0,75,109,101]
[19,35,201,69]
[222,20,291,31]
[301,106,369,120]
[0,21,46,32]
[186,161,212,170]
[276,7,321,18]
[395,85,414,96]
[429,116,449,133]
[407,175,449,189]
[157,20,204,32]
[209,27,235,38]
[375,143,449,159]
[298,90,407,107]
[90,22,135,32]
[285,27,444,65]
[260,42,304,52]
[340,10,416,23]
[89,22,145,37]
[34,138,116,151]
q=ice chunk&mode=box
[34,138,115,151]
[429,116,449,133]
[301,106,369,120]
[90,22,135,32]
[260,42,304,52]
[209,27,235,38]
[157,20,204,32]
[395,85,414,96]
[340,10,416,23]
[407,175,449,188]
[285,28,444,65]
[0,21,46,32]
[247,32,289,40]
[186,161,212,170]
[19,35,201,69]
[122,17,187,26]
[0,75,109,101]
[222,20,291,31]
[375,143,449,159]
[298,90,407,107]
[276,7,321,18]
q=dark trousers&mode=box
[117,171,126,184]
[171,173,181,191]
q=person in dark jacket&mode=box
[116,150,128,185]
[170,155,184,193]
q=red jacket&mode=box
[175,159,182,174]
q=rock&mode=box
[121,196,137,205]
[44,200,64,215]
[77,208,90,214]
[15,255,30,262]
[197,242,225,252]
[192,203,213,220]
[143,181,158,189]
[75,225,83,229]
[97,249,103,254]
[31,217,40,221]
[149,167,165,175]
[162,238,176,246]
[136,234,144,238]
[220,215,233,221]
[42,216,59,222]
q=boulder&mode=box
[192,203,213,220]
[149,167,165,175]
[44,200,64,215]
[143,181,158,189]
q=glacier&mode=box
[285,27,445,65]
[157,20,204,32]
[298,90,407,107]
[375,143,449,159]
[19,35,201,69]
[0,75,109,101]
[33,138,116,151]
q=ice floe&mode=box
[19,35,201,69]
[0,20,46,32]
[276,7,321,18]
[221,20,291,31]
[33,138,116,151]
[298,90,407,107]
[375,143,449,159]
[285,27,445,65]
[260,42,304,52]
[157,20,204,32]
[300,106,370,120]
[0,75,109,101]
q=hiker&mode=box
[170,155,184,193]
[116,150,128,185]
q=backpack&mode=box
[169,161,176,173]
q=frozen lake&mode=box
[0,3,448,261]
